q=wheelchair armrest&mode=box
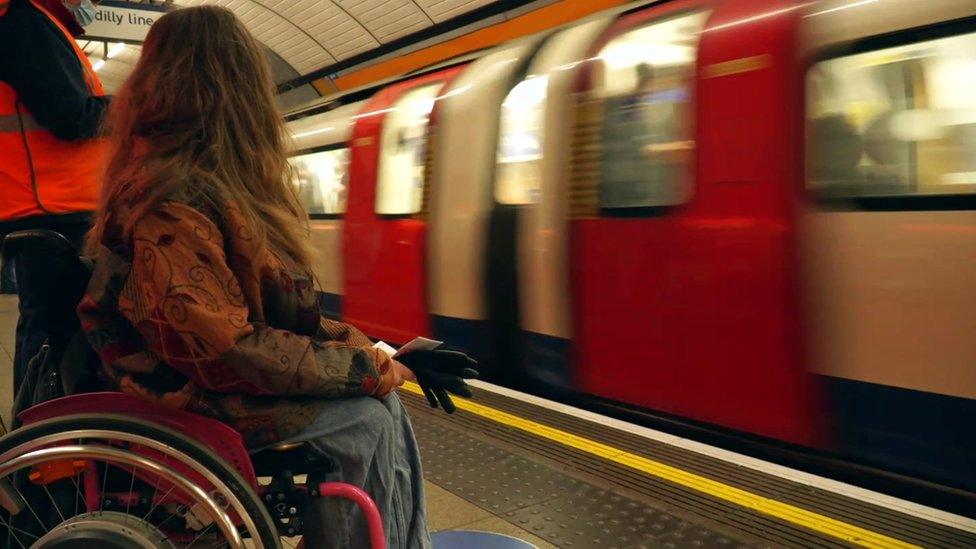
[2,229,77,260]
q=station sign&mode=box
[81,0,167,43]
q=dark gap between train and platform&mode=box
[565,391,976,518]
[401,388,976,548]
[468,389,976,547]
[468,388,976,547]
[496,376,976,518]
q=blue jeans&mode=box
[262,394,431,548]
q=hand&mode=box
[391,360,416,387]
[372,357,415,398]
[396,349,478,413]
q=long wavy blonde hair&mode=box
[87,5,312,268]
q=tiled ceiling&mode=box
[177,0,497,75]
[79,38,300,95]
[79,40,141,94]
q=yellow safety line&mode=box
[402,382,919,548]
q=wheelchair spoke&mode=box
[12,484,46,539]
[70,475,81,517]
[0,513,35,549]
[99,461,109,515]
[186,521,216,548]
[142,481,178,523]
[123,464,138,525]
[41,484,66,524]
[0,524,37,542]
[141,453,171,522]
[3,530,26,549]
[1,516,20,549]
[152,508,180,531]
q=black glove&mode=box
[397,349,478,413]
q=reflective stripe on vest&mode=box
[0,0,107,222]
[0,111,43,133]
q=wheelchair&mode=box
[0,230,385,549]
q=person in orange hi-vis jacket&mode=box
[0,0,110,389]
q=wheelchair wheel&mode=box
[0,414,281,549]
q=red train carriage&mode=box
[568,1,820,444]
[342,67,463,343]
[286,0,976,495]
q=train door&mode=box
[427,40,543,370]
[287,101,366,319]
[493,17,614,388]
[802,1,976,489]
[344,67,463,344]
[569,0,819,444]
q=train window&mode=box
[289,148,350,216]
[375,83,441,215]
[495,75,548,205]
[807,31,976,198]
[595,11,707,210]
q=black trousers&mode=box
[1,213,91,391]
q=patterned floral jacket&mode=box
[78,199,396,448]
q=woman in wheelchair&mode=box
[1,5,478,548]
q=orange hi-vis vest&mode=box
[0,0,107,222]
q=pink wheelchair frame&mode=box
[17,391,386,549]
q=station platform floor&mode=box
[1,294,974,548]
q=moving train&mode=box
[284,0,976,499]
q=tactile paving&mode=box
[416,420,587,514]
[652,526,753,549]
[413,417,754,548]
[504,485,752,549]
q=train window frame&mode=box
[805,15,976,212]
[374,83,442,217]
[489,32,559,208]
[288,143,351,220]
[590,9,707,217]
[494,74,549,206]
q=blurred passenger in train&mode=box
[808,115,864,191]
[0,0,109,389]
[858,64,912,192]
[293,160,326,214]
[639,64,694,159]
[602,62,693,208]
[77,7,458,547]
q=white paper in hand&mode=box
[393,337,443,357]
[372,337,443,358]
[372,340,398,358]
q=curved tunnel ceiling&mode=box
[177,0,498,76]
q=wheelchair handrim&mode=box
[0,428,265,547]
[0,444,242,548]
